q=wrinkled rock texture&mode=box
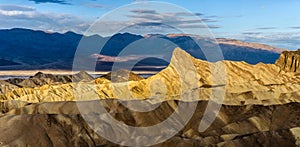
[0,48,300,146]
[276,49,300,73]
[0,100,299,146]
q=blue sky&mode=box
[0,0,300,49]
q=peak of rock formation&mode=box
[0,48,299,104]
[0,48,300,146]
[0,80,19,94]
[100,69,143,82]
[275,48,300,73]
[72,70,94,82]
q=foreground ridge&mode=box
[0,48,300,105]
[0,100,299,146]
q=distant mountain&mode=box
[164,34,285,64]
[217,38,284,53]
[100,33,143,56]
[0,28,83,69]
[0,59,20,66]
[0,28,286,70]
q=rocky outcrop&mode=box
[0,80,19,94]
[72,70,95,82]
[275,49,300,73]
[0,100,299,146]
[3,71,94,88]
[4,72,73,88]
[0,48,300,146]
[100,69,143,82]
[1,48,300,105]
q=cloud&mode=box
[0,5,35,11]
[135,22,163,26]
[204,15,219,18]
[126,9,220,29]
[256,27,276,30]
[86,3,111,9]
[0,4,90,33]
[130,9,157,14]
[0,4,36,16]
[0,6,221,35]
[239,31,300,50]
[206,25,221,29]
[242,32,262,35]
[84,8,221,36]
[194,12,204,16]
[290,26,300,29]
[132,21,220,31]
[28,0,70,5]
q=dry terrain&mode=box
[0,48,300,146]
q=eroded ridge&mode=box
[0,48,300,105]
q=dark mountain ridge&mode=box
[0,28,285,70]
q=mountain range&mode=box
[0,28,285,71]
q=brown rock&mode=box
[0,48,300,146]
[275,48,300,72]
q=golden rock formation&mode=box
[276,48,300,72]
[0,48,300,146]
[1,48,300,105]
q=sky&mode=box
[0,0,300,50]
